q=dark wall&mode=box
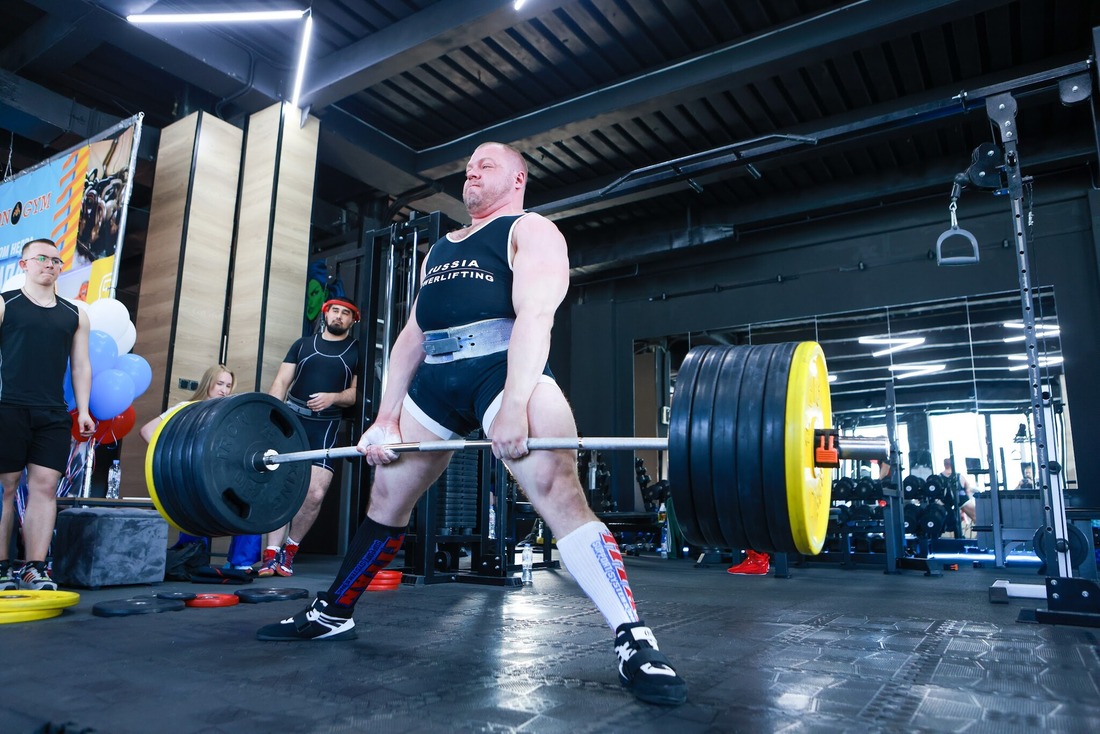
[560,171,1100,511]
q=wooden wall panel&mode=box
[119,111,242,497]
[228,103,320,391]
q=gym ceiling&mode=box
[1,0,1096,421]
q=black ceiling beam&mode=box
[22,0,288,106]
[317,105,467,223]
[0,68,158,161]
[542,59,1090,222]
[302,0,576,111]
[415,0,1017,179]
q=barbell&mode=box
[144,342,887,555]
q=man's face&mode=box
[325,304,356,335]
[20,242,63,284]
[462,146,520,215]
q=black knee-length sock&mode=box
[323,516,406,610]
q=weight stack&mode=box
[435,451,481,535]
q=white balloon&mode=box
[1,272,26,292]
[85,298,132,345]
[116,320,137,354]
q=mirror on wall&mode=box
[635,287,1067,491]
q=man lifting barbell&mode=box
[254,142,688,706]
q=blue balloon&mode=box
[89,369,135,421]
[113,353,153,398]
[62,361,76,411]
[87,330,119,377]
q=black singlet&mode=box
[0,290,79,408]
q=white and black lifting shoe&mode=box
[614,621,687,706]
[255,596,357,641]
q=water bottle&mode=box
[520,543,534,585]
[657,503,669,559]
[106,460,121,500]
[488,503,497,539]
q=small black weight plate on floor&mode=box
[761,342,797,554]
[92,597,187,617]
[235,587,310,604]
[155,591,197,601]
[667,346,711,548]
[710,345,751,551]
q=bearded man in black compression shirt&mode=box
[258,297,360,577]
[257,143,687,707]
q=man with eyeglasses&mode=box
[0,238,95,591]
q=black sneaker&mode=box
[0,563,15,592]
[15,562,57,591]
[256,596,357,641]
[614,621,687,706]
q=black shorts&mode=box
[299,416,341,473]
[405,352,555,439]
[0,404,73,474]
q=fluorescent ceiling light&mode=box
[888,362,945,379]
[289,12,314,109]
[1002,325,1060,343]
[1007,355,1063,371]
[858,336,925,357]
[514,0,528,9]
[127,10,306,24]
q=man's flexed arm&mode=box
[489,213,570,460]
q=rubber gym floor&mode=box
[2,552,1098,734]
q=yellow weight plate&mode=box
[145,401,195,533]
[0,608,63,624]
[0,589,80,611]
[784,342,832,555]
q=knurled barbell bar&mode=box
[144,342,887,555]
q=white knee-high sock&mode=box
[555,520,641,632]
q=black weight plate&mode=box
[92,597,187,617]
[155,591,197,601]
[235,587,310,604]
[150,401,196,529]
[902,475,924,502]
[833,477,855,501]
[1033,525,1090,568]
[761,342,798,554]
[192,393,310,535]
[153,402,208,534]
[687,347,733,548]
[709,345,752,551]
[923,474,946,503]
[668,346,711,548]
[736,344,779,553]
[855,478,875,501]
[168,398,235,536]
[903,503,921,535]
[182,393,257,537]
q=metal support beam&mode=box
[417,0,1018,178]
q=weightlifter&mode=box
[257,297,360,577]
[257,142,688,706]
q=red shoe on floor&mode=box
[727,550,770,575]
[276,542,298,577]
[256,548,279,577]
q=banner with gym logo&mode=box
[0,113,143,303]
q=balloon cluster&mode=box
[64,298,151,445]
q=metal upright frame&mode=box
[981,91,1100,624]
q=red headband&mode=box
[322,298,360,322]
